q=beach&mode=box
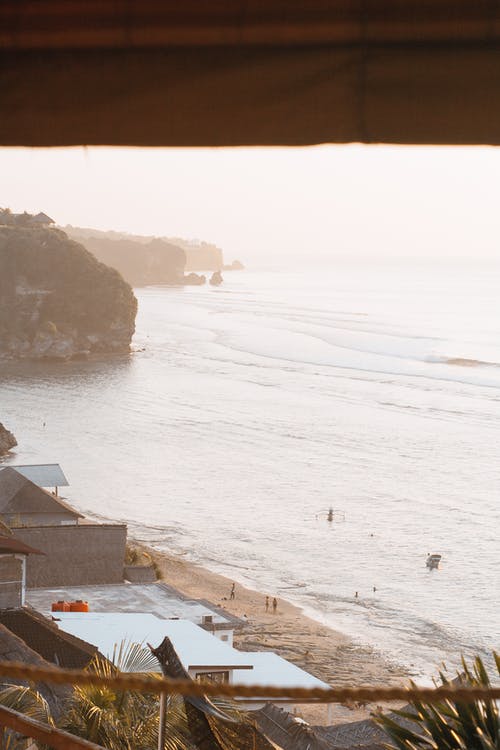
[140,541,410,724]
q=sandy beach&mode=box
[137,541,410,724]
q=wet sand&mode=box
[136,541,410,724]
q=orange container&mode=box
[51,601,70,612]
[69,600,89,612]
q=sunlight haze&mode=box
[1,145,499,267]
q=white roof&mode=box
[27,583,232,625]
[232,651,330,698]
[54,613,253,672]
[4,464,69,488]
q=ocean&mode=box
[1,263,499,680]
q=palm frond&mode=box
[375,653,500,750]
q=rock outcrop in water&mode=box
[0,422,17,455]
[0,225,137,360]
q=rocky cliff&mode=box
[0,226,137,359]
[0,423,17,455]
[80,235,186,286]
[65,227,227,277]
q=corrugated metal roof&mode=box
[4,464,69,488]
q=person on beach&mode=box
[230,583,235,600]
[265,596,269,612]
[272,597,278,614]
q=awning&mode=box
[2,1,500,146]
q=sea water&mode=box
[1,262,499,679]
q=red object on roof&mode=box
[0,535,44,556]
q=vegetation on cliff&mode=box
[0,225,137,359]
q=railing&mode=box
[0,659,498,750]
[0,704,104,750]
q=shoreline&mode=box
[134,539,410,724]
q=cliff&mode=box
[0,422,17,455]
[0,226,137,359]
[79,235,186,286]
[170,239,223,271]
[65,226,226,276]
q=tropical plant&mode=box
[376,653,500,750]
[61,640,195,750]
[0,684,53,750]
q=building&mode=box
[51,610,331,712]
[32,212,55,226]
[0,535,44,608]
[27,581,240,644]
[52,612,252,682]
[2,464,69,496]
[0,607,98,669]
[0,467,82,527]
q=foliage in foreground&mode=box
[60,641,194,750]
[0,684,53,750]
[376,653,500,750]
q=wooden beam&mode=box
[0,705,105,750]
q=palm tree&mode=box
[376,653,500,749]
[61,640,195,750]
[0,684,54,750]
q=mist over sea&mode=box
[1,263,499,679]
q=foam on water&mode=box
[1,263,499,680]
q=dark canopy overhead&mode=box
[2,1,500,146]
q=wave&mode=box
[426,356,500,368]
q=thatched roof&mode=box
[255,703,333,750]
[0,607,98,670]
[1,1,500,146]
[0,622,71,717]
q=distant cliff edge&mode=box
[0,225,137,360]
[0,423,17,455]
[78,235,186,287]
[65,226,244,280]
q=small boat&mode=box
[426,553,442,569]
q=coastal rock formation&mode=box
[0,226,137,360]
[79,235,186,286]
[177,241,223,272]
[183,272,206,285]
[223,260,245,271]
[209,271,223,286]
[0,422,17,455]
[65,226,233,282]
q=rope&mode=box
[0,660,499,705]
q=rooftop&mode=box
[232,651,331,695]
[2,464,69,488]
[0,607,98,669]
[27,582,240,627]
[0,534,44,556]
[0,468,82,518]
[53,612,253,672]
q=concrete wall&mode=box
[0,555,23,608]
[13,524,127,587]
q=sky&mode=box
[1,144,500,267]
